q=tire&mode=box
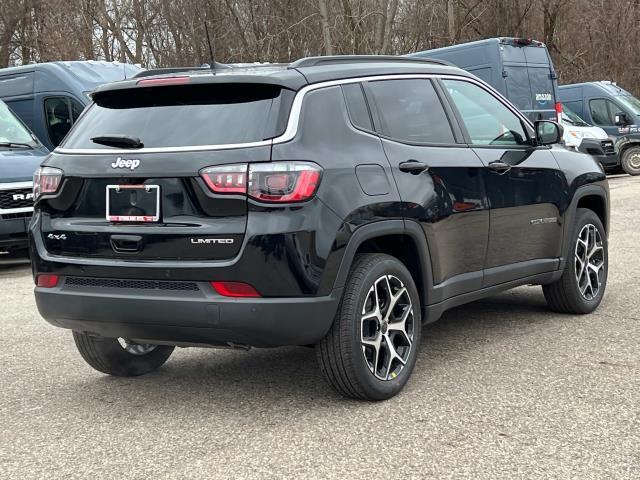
[316,253,422,401]
[621,146,640,175]
[543,208,608,314]
[72,331,174,377]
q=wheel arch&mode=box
[559,184,609,271]
[332,220,433,310]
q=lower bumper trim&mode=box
[35,282,342,348]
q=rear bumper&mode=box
[35,278,342,347]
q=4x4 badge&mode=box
[111,157,140,170]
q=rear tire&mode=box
[621,146,640,175]
[543,208,608,314]
[316,253,421,401]
[72,331,174,376]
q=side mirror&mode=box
[615,112,630,126]
[534,120,563,146]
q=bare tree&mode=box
[4,0,640,95]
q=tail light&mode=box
[555,102,563,123]
[200,164,248,194]
[33,166,63,201]
[200,162,322,203]
[249,162,321,202]
[211,281,261,297]
[36,274,59,288]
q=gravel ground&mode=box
[0,175,638,479]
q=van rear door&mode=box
[525,45,557,121]
[502,41,558,121]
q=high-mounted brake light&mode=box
[36,274,59,288]
[200,162,322,203]
[33,166,63,201]
[136,76,190,87]
[211,281,261,298]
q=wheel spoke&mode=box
[382,335,406,380]
[387,305,413,345]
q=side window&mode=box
[44,97,83,147]
[442,79,529,146]
[70,99,85,122]
[341,83,373,131]
[589,99,614,126]
[366,79,455,144]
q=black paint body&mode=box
[30,61,610,347]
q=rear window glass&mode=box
[61,83,283,149]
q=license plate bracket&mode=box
[106,184,160,222]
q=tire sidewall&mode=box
[346,256,422,400]
[74,332,174,376]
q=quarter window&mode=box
[367,79,455,144]
[443,79,529,146]
[342,83,373,131]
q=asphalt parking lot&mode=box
[1,175,638,479]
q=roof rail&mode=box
[288,55,452,69]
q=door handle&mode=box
[399,160,429,175]
[487,160,512,174]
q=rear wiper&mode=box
[0,141,33,149]
[91,134,144,149]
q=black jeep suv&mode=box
[30,56,609,400]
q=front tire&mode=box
[543,208,608,314]
[316,253,422,401]
[72,331,174,376]
[621,146,640,175]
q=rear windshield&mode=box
[61,83,286,149]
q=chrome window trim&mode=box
[54,73,534,155]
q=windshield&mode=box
[0,101,34,144]
[562,104,590,127]
[615,95,640,116]
[62,83,285,149]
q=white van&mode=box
[561,104,608,148]
[560,104,617,170]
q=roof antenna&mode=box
[204,19,216,75]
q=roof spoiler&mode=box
[289,55,453,69]
[132,64,231,79]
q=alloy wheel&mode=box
[627,151,640,170]
[117,338,157,356]
[574,223,605,300]
[360,274,414,381]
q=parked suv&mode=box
[31,56,610,400]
